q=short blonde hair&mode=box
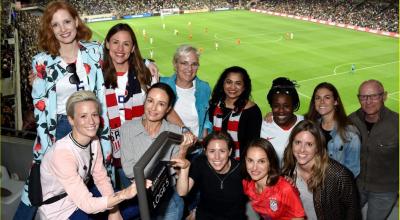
[66,91,100,118]
[172,44,200,66]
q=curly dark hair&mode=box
[266,77,300,112]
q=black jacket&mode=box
[349,106,399,192]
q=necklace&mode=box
[206,160,237,190]
[69,133,91,149]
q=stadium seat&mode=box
[1,165,25,220]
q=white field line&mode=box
[387,91,399,101]
[298,91,311,99]
[298,61,399,83]
[92,29,105,41]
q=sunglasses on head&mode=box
[66,63,79,85]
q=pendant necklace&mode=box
[206,160,236,190]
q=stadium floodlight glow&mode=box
[133,131,182,220]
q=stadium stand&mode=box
[253,0,398,33]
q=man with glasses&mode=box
[349,79,398,220]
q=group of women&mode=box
[16,1,363,220]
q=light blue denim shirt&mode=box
[326,123,361,177]
[161,74,212,138]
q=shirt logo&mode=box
[270,198,278,212]
[265,137,275,141]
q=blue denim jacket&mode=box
[326,123,361,177]
[161,74,212,138]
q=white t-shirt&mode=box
[174,84,199,137]
[116,71,128,123]
[296,173,317,220]
[260,114,304,166]
[56,53,89,114]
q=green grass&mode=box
[88,10,399,115]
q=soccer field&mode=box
[88,10,399,115]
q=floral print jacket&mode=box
[21,41,112,206]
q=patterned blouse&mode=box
[21,41,111,206]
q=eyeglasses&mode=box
[66,63,80,85]
[357,92,384,101]
[179,61,199,69]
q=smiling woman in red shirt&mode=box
[243,138,305,220]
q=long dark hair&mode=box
[103,23,151,91]
[209,66,252,117]
[244,138,280,186]
[305,82,352,142]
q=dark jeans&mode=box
[55,114,72,140]
[15,185,140,220]
[359,189,398,220]
[116,167,132,190]
[13,202,37,220]
[69,186,140,220]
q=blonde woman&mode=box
[282,120,361,219]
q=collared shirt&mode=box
[161,74,212,139]
[120,118,181,179]
[349,107,399,192]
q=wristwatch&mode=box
[181,126,191,133]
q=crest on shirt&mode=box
[269,198,278,212]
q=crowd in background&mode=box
[1,11,40,138]
[254,0,398,33]
[1,1,15,79]
[67,0,243,17]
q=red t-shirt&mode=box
[243,176,305,220]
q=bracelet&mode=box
[181,126,191,133]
